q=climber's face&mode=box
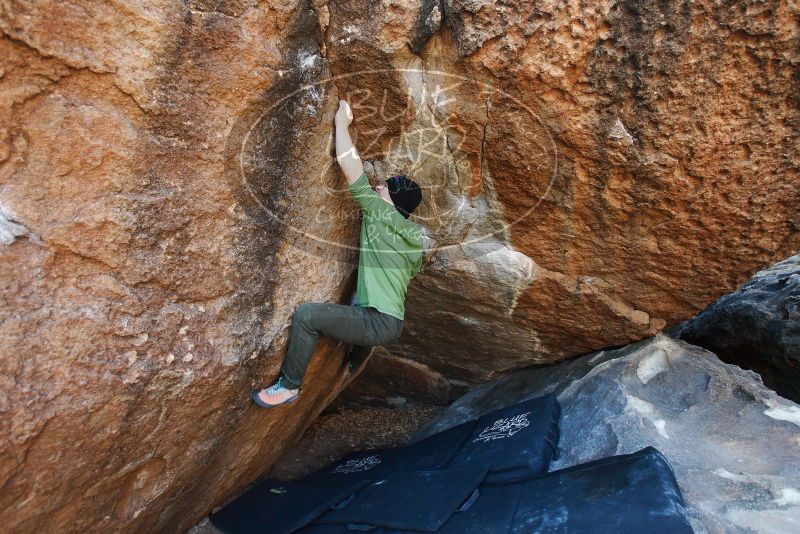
[373,180,395,206]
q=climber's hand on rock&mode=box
[335,99,353,127]
[334,99,363,184]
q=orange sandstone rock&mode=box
[1,0,798,531]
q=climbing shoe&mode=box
[251,376,300,408]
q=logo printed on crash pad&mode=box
[332,455,382,474]
[474,412,532,443]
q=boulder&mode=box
[680,253,800,403]
[320,0,799,384]
[418,334,800,533]
[2,0,798,530]
[0,2,360,532]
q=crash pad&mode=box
[209,478,369,534]
[510,446,693,533]
[315,466,489,532]
[424,482,523,534]
[384,447,689,533]
[294,525,352,533]
[448,394,560,483]
[302,420,476,489]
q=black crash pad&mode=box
[510,446,693,533]
[448,394,560,483]
[385,447,690,534]
[294,525,351,533]
[209,478,369,534]
[302,420,476,489]
[422,482,523,534]
[315,466,489,532]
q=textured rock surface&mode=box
[680,253,800,403]
[418,334,800,533]
[318,0,799,385]
[0,1,361,532]
[2,0,798,531]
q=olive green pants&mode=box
[280,302,404,389]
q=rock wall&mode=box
[1,0,798,531]
[1,1,360,532]
[331,0,799,400]
[361,0,799,383]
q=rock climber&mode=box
[251,99,424,408]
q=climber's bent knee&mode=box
[293,302,319,324]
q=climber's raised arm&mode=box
[335,100,365,185]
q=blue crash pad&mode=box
[301,419,476,489]
[510,446,693,533]
[425,481,523,534]
[448,394,560,484]
[315,466,489,532]
[379,447,690,534]
[209,478,370,534]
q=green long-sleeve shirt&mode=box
[347,171,423,320]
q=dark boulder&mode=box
[679,253,800,402]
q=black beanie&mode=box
[386,175,422,219]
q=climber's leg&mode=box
[279,302,403,389]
